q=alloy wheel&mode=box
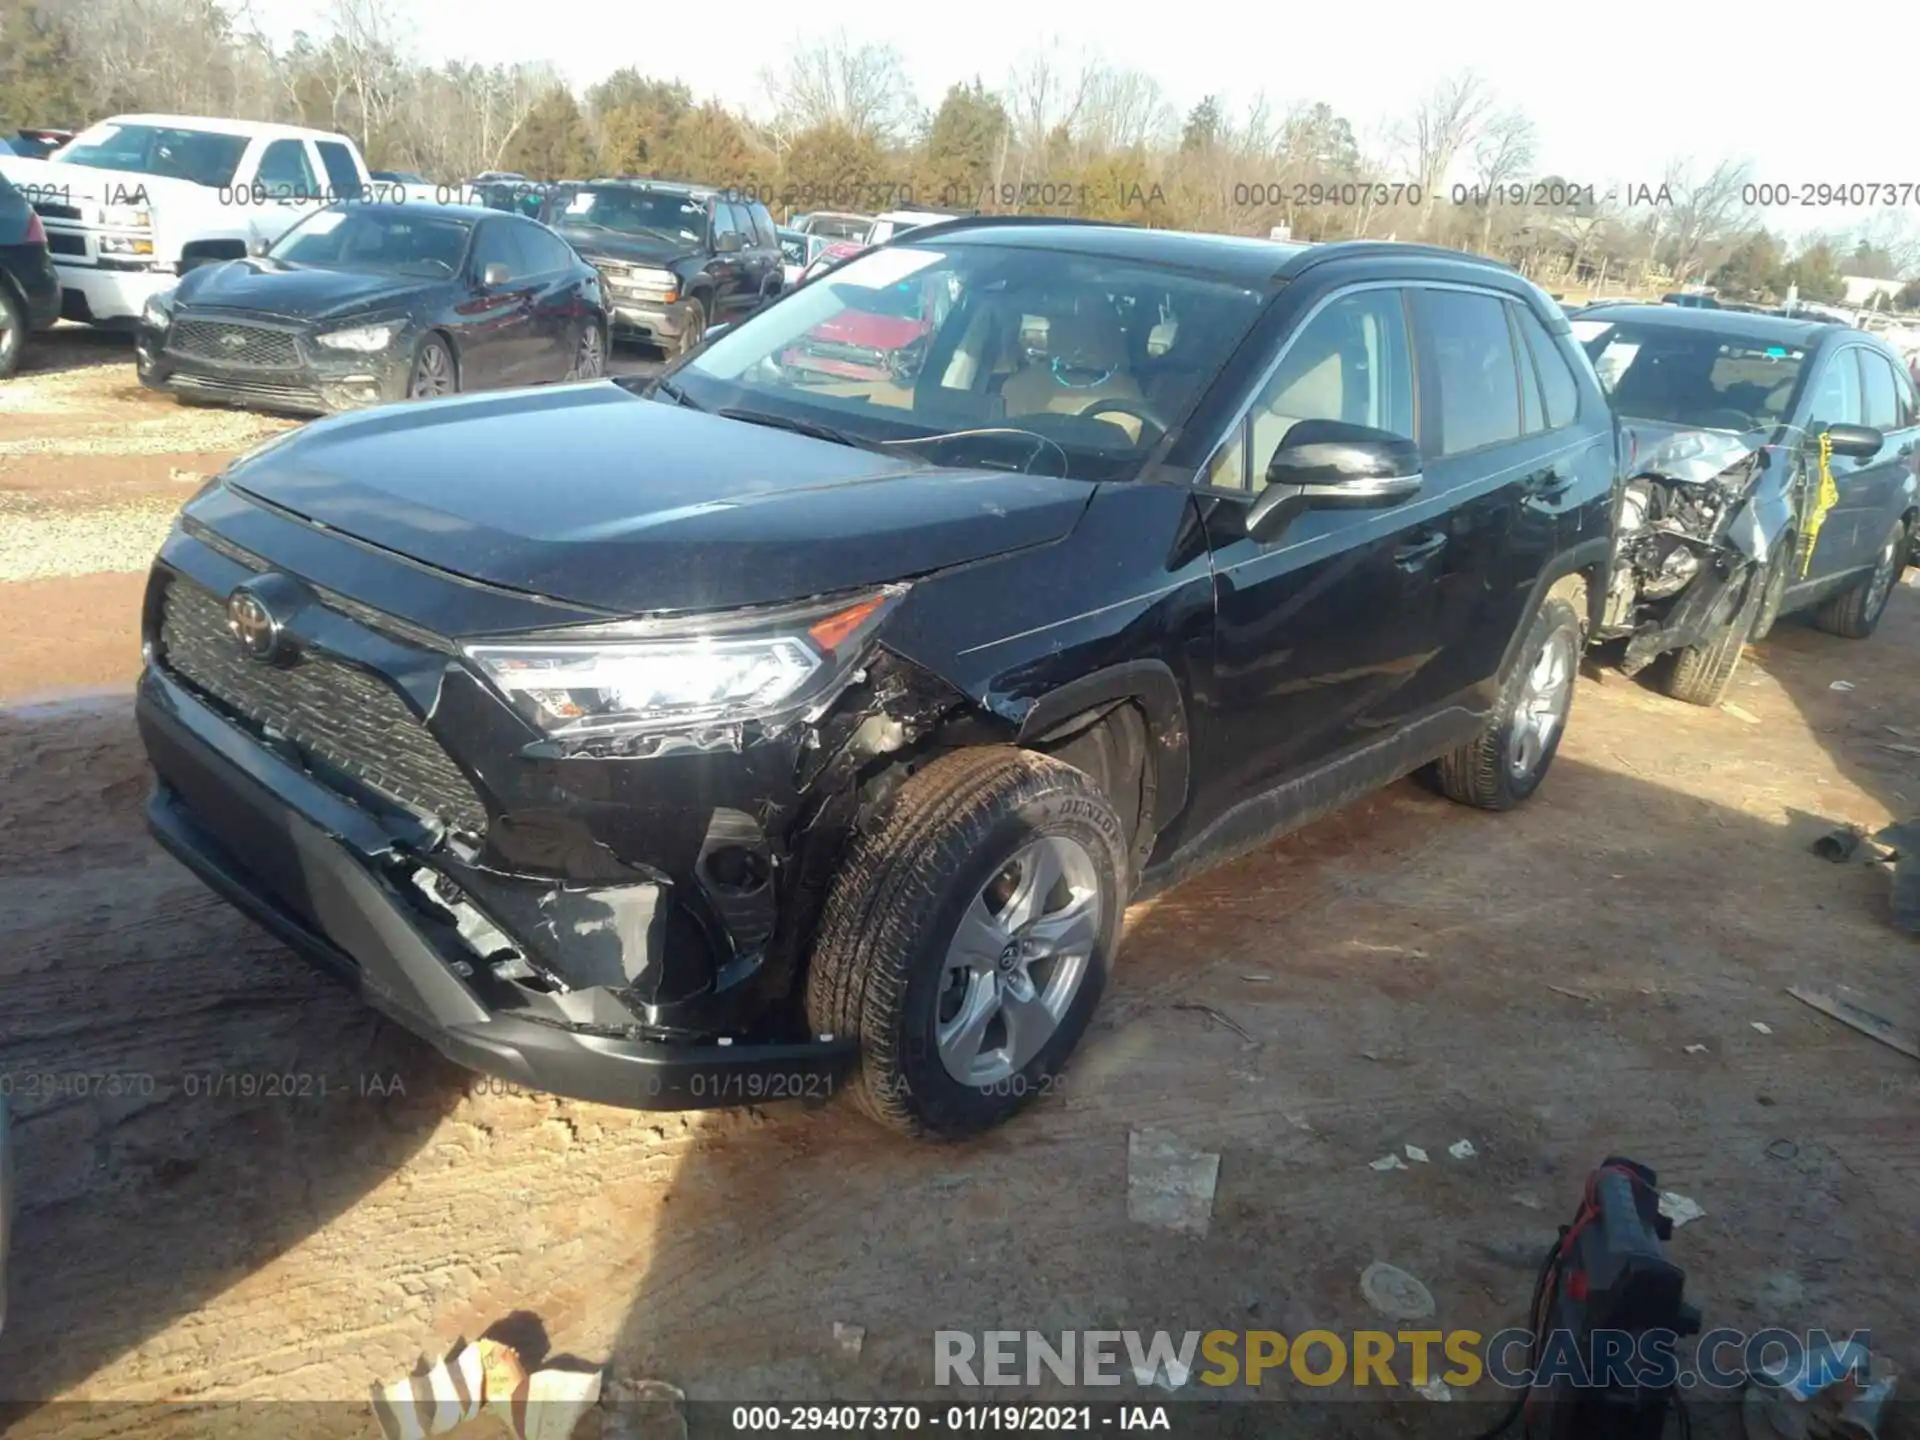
[572,325,605,380]
[936,835,1101,1087]
[1864,534,1902,621]
[410,342,455,399]
[1509,629,1574,780]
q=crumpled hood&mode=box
[223,382,1096,616]
[175,258,437,322]
[1624,420,1767,488]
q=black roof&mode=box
[322,198,494,220]
[1576,302,1842,348]
[895,217,1521,288]
[579,177,719,199]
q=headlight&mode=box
[99,204,151,228]
[141,290,175,329]
[464,586,905,743]
[101,235,156,256]
[314,323,400,352]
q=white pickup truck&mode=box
[0,113,374,327]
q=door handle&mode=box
[1392,532,1447,567]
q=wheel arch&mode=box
[1013,659,1190,860]
[1500,538,1611,681]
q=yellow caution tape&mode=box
[1801,430,1838,578]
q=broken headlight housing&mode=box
[464,585,906,742]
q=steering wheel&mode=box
[1075,397,1170,444]
[1695,407,1756,432]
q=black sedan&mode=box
[0,170,61,378]
[135,201,608,416]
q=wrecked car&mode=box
[137,222,1616,1139]
[1578,305,1919,705]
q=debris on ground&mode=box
[1787,986,1920,1062]
[1742,1337,1897,1440]
[1684,1044,1708,1054]
[1831,680,1856,692]
[1360,1261,1436,1321]
[1171,1001,1257,1044]
[599,1377,689,1440]
[1658,1191,1705,1228]
[1511,1193,1543,1210]
[1447,1139,1477,1160]
[1723,702,1761,724]
[1752,1021,1774,1035]
[1240,973,1273,983]
[1812,824,1872,863]
[1548,983,1599,1003]
[1404,1144,1429,1163]
[833,1322,865,1358]
[1415,1377,1454,1402]
[372,1337,604,1440]
[1766,1140,1799,1162]
[1369,1153,1408,1172]
[1127,1129,1221,1236]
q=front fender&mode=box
[1725,481,1794,565]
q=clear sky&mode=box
[262,0,1900,240]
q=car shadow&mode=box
[9,324,134,380]
[0,696,466,1419]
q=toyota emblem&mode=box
[226,588,281,661]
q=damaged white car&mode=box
[1578,305,1919,705]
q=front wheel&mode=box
[567,322,606,381]
[408,336,458,399]
[1663,567,1764,707]
[1428,591,1581,810]
[1813,518,1906,640]
[673,297,708,359]
[0,287,24,380]
[806,748,1128,1139]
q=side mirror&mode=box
[247,237,270,257]
[715,231,744,254]
[482,262,511,287]
[1823,422,1885,459]
[1245,420,1423,541]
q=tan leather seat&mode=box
[1000,303,1143,441]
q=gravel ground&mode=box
[0,499,185,580]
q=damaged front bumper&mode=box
[1617,552,1756,675]
[139,667,859,1107]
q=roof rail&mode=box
[1291,240,1519,274]
[881,213,1135,243]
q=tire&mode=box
[1813,518,1907,640]
[1749,536,1794,642]
[806,748,1129,1140]
[0,286,24,380]
[1663,567,1764,707]
[674,297,708,359]
[566,322,606,381]
[1428,591,1582,811]
[408,336,458,399]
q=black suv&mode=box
[136,222,1617,1140]
[538,180,781,355]
[0,171,61,378]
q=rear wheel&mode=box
[409,337,457,399]
[1429,591,1581,810]
[0,288,24,379]
[1813,518,1906,640]
[567,322,605,381]
[806,748,1128,1139]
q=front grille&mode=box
[167,319,301,368]
[46,232,85,256]
[159,579,489,835]
[167,373,324,414]
[31,201,82,221]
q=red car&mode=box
[780,268,948,384]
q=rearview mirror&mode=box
[1823,422,1884,459]
[482,262,511,287]
[1245,420,1423,542]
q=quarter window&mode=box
[1244,289,1415,492]
[1411,289,1522,456]
[315,141,362,196]
[1513,304,1582,429]
[1859,350,1901,430]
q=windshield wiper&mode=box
[716,406,902,456]
[651,377,706,411]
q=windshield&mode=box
[677,241,1268,481]
[53,123,250,187]
[551,187,706,245]
[267,206,473,278]
[1571,319,1805,432]
[803,213,870,241]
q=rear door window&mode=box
[255,139,318,200]
[1512,304,1582,429]
[1411,288,1522,456]
[315,141,363,197]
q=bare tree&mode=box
[1469,107,1536,254]
[1074,62,1175,158]
[1659,157,1755,286]
[1003,40,1095,193]
[760,29,917,149]
[1397,70,1495,235]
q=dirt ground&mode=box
[1,325,1916,1436]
